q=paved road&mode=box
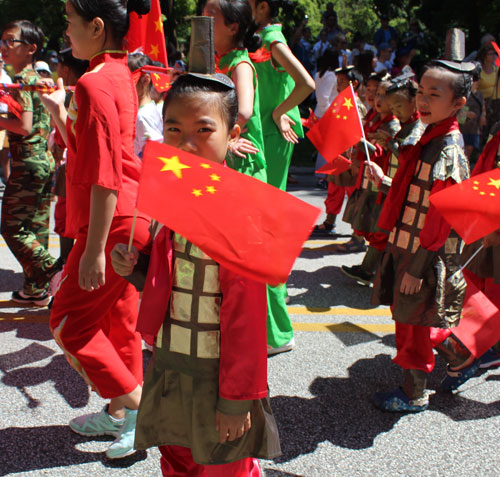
[0,169,499,476]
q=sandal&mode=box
[373,387,429,413]
[440,360,480,392]
[334,239,366,253]
[311,221,336,237]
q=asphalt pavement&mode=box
[0,168,499,476]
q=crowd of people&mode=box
[0,0,499,475]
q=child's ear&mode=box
[229,123,241,142]
[229,23,239,37]
[92,17,105,39]
[454,96,467,110]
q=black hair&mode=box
[424,62,473,99]
[386,78,418,99]
[163,74,238,129]
[471,61,482,82]
[69,0,151,43]
[128,52,152,71]
[254,0,293,19]
[477,44,495,64]
[3,20,45,62]
[355,51,375,81]
[219,0,253,47]
[58,47,89,77]
[365,72,384,85]
[337,68,363,89]
[317,49,339,78]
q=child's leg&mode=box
[393,322,435,372]
[205,458,262,477]
[159,445,206,477]
[325,182,344,217]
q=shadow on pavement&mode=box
[270,354,500,463]
[0,269,23,292]
[1,350,89,409]
[0,425,147,475]
[288,266,374,309]
[0,321,53,341]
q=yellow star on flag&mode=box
[149,44,160,59]
[206,186,217,194]
[343,116,347,120]
[155,17,163,32]
[158,155,191,178]
[488,177,500,190]
[343,98,354,110]
[192,189,203,197]
[153,73,160,81]
[210,173,221,182]
[200,163,212,169]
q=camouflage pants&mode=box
[1,147,56,295]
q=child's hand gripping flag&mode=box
[136,141,321,285]
[429,168,500,244]
[306,85,363,161]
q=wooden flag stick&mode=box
[128,209,138,253]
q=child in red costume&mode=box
[41,0,152,459]
[370,60,475,412]
[111,72,281,476]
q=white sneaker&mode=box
[267,338,295,356]
[106,408,138,459]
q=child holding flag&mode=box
[248,0,315,355]
[204,0,267,181]
[343,76,424,285]
[370,59,475,412]
[41,0,152,459]
[110,71,281,476]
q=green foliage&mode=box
[0,0,66,53]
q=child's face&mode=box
[374,84,391,115]
[336,73,350,93]
[163,92,239,164]
[203,0,237,52]
[417,68,466,125]
[365,80,379,107]
[0,27,33,71]
[387,91,416,123]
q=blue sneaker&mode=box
[479,347,500,369]
[373,387,429,412]
[106,408,138,459]
[440,360,480,392]
[69,405,123,437]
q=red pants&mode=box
[159,445,261,477]
[325,183,354,216]
[393,322,452,373]
[50,216,150,398]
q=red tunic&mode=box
[65,51,146,237]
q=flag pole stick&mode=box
[350,82,371,165]
[128,209,138,253]
[461,244,484,271]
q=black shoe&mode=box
[311,221,335,237]
[11,290,51,307]
[341,265,374,286]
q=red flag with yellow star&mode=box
[429,168,500,244]
[306,85,363,161]
[127,0,168,66]
[136,141,321,285]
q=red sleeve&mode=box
[419,178,454,251]
[72,78,123,189]
[218,266,268,401]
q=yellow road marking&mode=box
[288,306,391,316]
[293,322,394,333]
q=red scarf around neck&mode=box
[377,116,459,232]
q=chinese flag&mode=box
[137,142,321,285]
[307,85,363,161]
[127,0,168,66]
[491,41,500,68]
[315,155,352,176]
[452,277,500,357]
[429,168,500,244]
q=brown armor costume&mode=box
[135,233,281,465]
[373,130,470,328]
[343,118,401,232]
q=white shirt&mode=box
[0,68,12,114]
[314,70,338,118]
[134,101,164,158]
